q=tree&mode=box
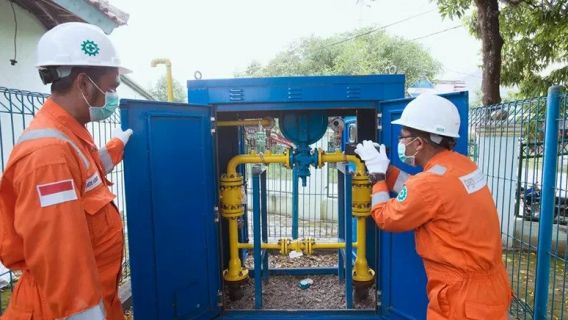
[436,0,567,101]
[437,0,503,105]
[499,1,568,97]
[149,75,187,103]
[236,28,442,90]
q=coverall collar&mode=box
[42,98,97,149]
[423,149,452,171]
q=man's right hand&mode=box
[354,140,390,174]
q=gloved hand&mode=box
[354,140,390,174]
[112,127,133,145]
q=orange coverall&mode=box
[0,99,125,319]
[372,150,512,320]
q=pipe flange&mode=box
[352,207,371,217]
[278,238,291,255]
[304,237,315,255]
[283,149,292,169]
[220,174,244,184]
[221,210,244,219]
[353,268,375,283]
[223,268,250,283]
[316,149,325,168]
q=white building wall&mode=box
[0,0,148,100]
[0,0,50,93]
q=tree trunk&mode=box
[475,0,503,105]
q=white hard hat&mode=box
[36,22,130,74]
[391,94,460,138]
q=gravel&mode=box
[223,253,377,310]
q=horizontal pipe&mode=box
[237,241,357,251]
[217,118,273,128]
[238,243,280,250]
[227,151,289,176]
[320,152,366,175]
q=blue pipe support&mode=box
[290,145,319,238]
[261,170,269,280]
[338,170,346,281]
[344,173,354,309]
[252,166,264,309]
[292,169,299,239]
[534,86,562,319]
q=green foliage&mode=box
[149,75,187,103]
[436,0,474,19]
[500,1,568,97]
[236,28,442,90]
[436,0,568,98]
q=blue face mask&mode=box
[81,76,120,122]
[397,138,418,166]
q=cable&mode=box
[9,0,18,65]
[316,8,437,51]
[409,25,462,41]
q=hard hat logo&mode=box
[81,40,100,57]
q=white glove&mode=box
[112,128,133,145]
[354,140,390,174]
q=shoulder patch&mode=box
[396,185,408,202]
[428,165,447,175]
[37,179,78,207]
[459,168,487,194]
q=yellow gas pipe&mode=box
[221,150,290,282]
[150,58,174,102]
[221,149,374,284]
[217,117,274,128]
[319,150,375,283]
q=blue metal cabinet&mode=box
[120,74,470,320]
[378,91,469,320]
[120,100,220,320]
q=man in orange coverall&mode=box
[0,22,133,320]
[355,94,512,319]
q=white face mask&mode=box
[80,76,120,122]
[397,137,419,166]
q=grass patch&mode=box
[504,249,567,319]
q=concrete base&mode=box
[513,219,567,257]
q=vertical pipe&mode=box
[261,170,269,280]
[345,173,353,309]
[338,170,345,280]
[150,58,174,102]
[227,218,242,277]
[252,168,263,309]
[292,169,299,239]
[534,86,562,319]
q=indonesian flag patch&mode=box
[36,179,78,207]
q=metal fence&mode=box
[0,87,129,313]
[469,86,567,320]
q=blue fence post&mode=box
[292,169,299,239]
[533,85,562,319]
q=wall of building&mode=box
[0,0,50,93]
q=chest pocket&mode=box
[82,170,121,242]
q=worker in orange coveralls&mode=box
[0,22,133,320]
[355,94,512,319]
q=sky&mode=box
[108,0,483,97]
